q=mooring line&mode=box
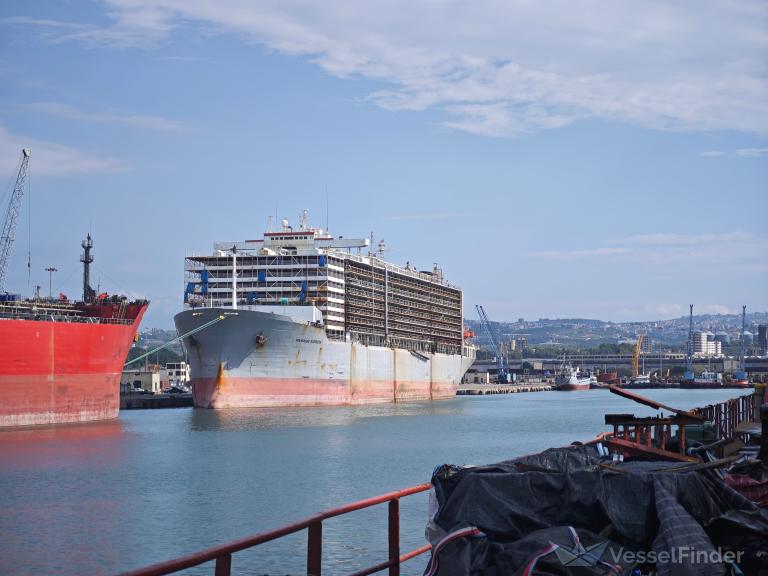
[124,314,225,367]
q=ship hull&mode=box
[175,307,474,408]
[680,380,723,389]
[681,380,750,389]
[0,308,146,427]
[556,383,591,391]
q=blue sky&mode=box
[1,1,766,327]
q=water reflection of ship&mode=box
[0,419,125,470]
[187,400,466,432]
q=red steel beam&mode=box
[609,386,704,421]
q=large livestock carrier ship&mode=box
[175,212,475,408]
[0,149,148,427]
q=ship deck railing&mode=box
[116,483,432,576]
[0,308,135,325]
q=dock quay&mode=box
[457,382,553,395]
[120,393,193,410]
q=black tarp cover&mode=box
[425,446,768,576]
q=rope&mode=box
[124,314,225,367]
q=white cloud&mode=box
[25,102,183,132]
[5,1,768,137]
[736,147,768,157]
[610,231,755,247]
[643,303,684,318]
[699,148,768,157]
[699,304,733,315]
[156,55,207,62]
[385,211,465,222]
[526,247,627,260]
[698,150,725,157]
[1,13,171,48]
[554,231,768,276]
[0,125,128,175]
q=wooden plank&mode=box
[605,437,698,462]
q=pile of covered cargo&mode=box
[424,392,768,576]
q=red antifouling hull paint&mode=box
[192,377,458,408]
[0,305,146,427]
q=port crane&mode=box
[475,304,511,383]
[0,148,31,292]
[736,305,748,382]
[684,304,694,381]
[631,333,645,380]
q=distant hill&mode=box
[465,311,768,350]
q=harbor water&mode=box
[0,389,744,575]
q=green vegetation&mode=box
[525,343,636,357]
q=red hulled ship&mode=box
[0,150,147,427]
[0,236,147,427]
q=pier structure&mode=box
[464,355,768,383]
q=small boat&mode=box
[596,371,619,386]
[630,373,652,386]
[681,369,723,389]
[730,370,750,388]
[555,365,592,391]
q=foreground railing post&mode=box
[214,554,231,576]
[307,521,322,576]
[388,499,400,576]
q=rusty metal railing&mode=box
[116,483,432,576]
[692,392,756,441]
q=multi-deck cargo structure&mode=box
[175,213,475,408]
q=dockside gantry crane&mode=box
[0,148,31,292]
[476,304,511,383]
[631,333,645,379]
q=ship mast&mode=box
[81,234,95,303]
